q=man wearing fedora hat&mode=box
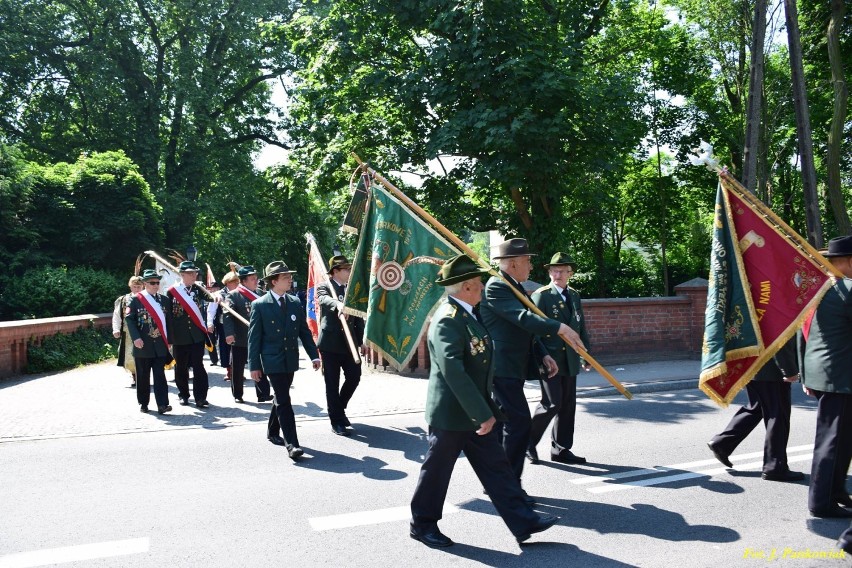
[316,255,365,436]
[207,268,240,381]
[168,260,212,408]
[248,260,321,460]
[125,269,174,414]
[223,265,272,403]
[800,235,852,518]
[529,252,592,465]
[409,254,560,548]
[480,238,585,487]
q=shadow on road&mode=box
[294,446,409,481]
[431,540,638,568]
[458,497,740,543]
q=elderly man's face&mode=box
[548,265,574,289]
[129,282,143,294]
[511,256,533,282]
[243,274,258,290]
[180,271,197,286]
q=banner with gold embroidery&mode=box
[699,173,834,405]
[344,183,459,370]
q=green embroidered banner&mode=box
[344,183,459,370]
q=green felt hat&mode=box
[435,254,491,286]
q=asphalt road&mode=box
[1,363,850,568]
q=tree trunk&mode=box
[784,0,824,248]
[825,0,851,235]
[742,0,766,193]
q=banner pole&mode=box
[351,153,631,399]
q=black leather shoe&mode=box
[762,470,804,482]
[196,400,210,408]
[158,405,172,415]
[258,396,274,402]
[410,526,454,548]
[810,506,852,519]
[836,495,852,508]
[516,514,560,543]
[526,447,540,465]
[332,423,350,436]
[140,406,148,413]
[707,442,733,468]
[235,397,244,403]
[287,445,304,461]
[178,398,189,406]
[552,451,586,464]
[267,435,286,446]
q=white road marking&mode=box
[0,538,149,568]
[309,504,460,531]
[570,444,814,485]
[588,453,814,494]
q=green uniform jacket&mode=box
[531,283,590,377]
[425,298,505,431]
[800,278,852,394]
[479,272,561,379]
[168,283,209,345]
[222,288,256,347]
[316,279,364,354]
[754,338,798,382]
[124,293,173,359]
[247,291,319,374]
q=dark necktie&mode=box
[562,289,569,302]
[279,296,286,312]
[472,304,483,324]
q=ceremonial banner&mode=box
[344,184,459,370]
[341,172,370,235]
[154,259,180,291]
[306,234,327,343]
[699,174,833,405]
[205,263,216,288]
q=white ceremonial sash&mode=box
[168,284,208,334]
[136,291,170,350]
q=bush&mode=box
[26,322,117,374]
[0,266,125,320]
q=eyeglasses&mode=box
[147,281,161,285]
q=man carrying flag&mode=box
[168,260,213,408]
[125,269,174,415]
[316,255,365,436]
[800,235,852,519]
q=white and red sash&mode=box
[237,285,259,302]
[168,284,211,339]
[136,291,170,351]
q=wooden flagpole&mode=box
[351,154,632,399]
[145,250,250,327]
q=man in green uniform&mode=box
[167,261,212,408]
[479,238,584,488]
[125,269,174,414]
[800,235,852,518]
[529,252,591,465]
[410,254,559,548]
[248,261,321,460]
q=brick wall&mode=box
[365,278,709,374]
[0,314,112,379]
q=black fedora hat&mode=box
[178,260,199,273]
[140,269,160,282]
[237,265,257,278]
[492,238,536,259]
[823,235,852,258]
[436,254,491,286]
[543,252,576,269]
[263,260,296,281]
[326,255,352,275]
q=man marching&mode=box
[410,254,559,548]
[316,255,365,436]
[223,265,272,403]
[529,252,591,465]
[248,261,321,461]
[168,260,212,408]
[125,269,174,414]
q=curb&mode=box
[576,377,699,399]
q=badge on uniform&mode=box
[291,314,297,321]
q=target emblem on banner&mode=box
[376,261,405,291]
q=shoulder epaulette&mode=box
[533,285,550,294]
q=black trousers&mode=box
[710,381,792,473]
[135,356,170,408]
[230,346,270,401]
[410,427,539,538]
[321,350,361,426]
[809,390,852,513]
[529,374,577,457]
[173,342,209,402]
[267,373,299,447]
[492,376,531,480]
